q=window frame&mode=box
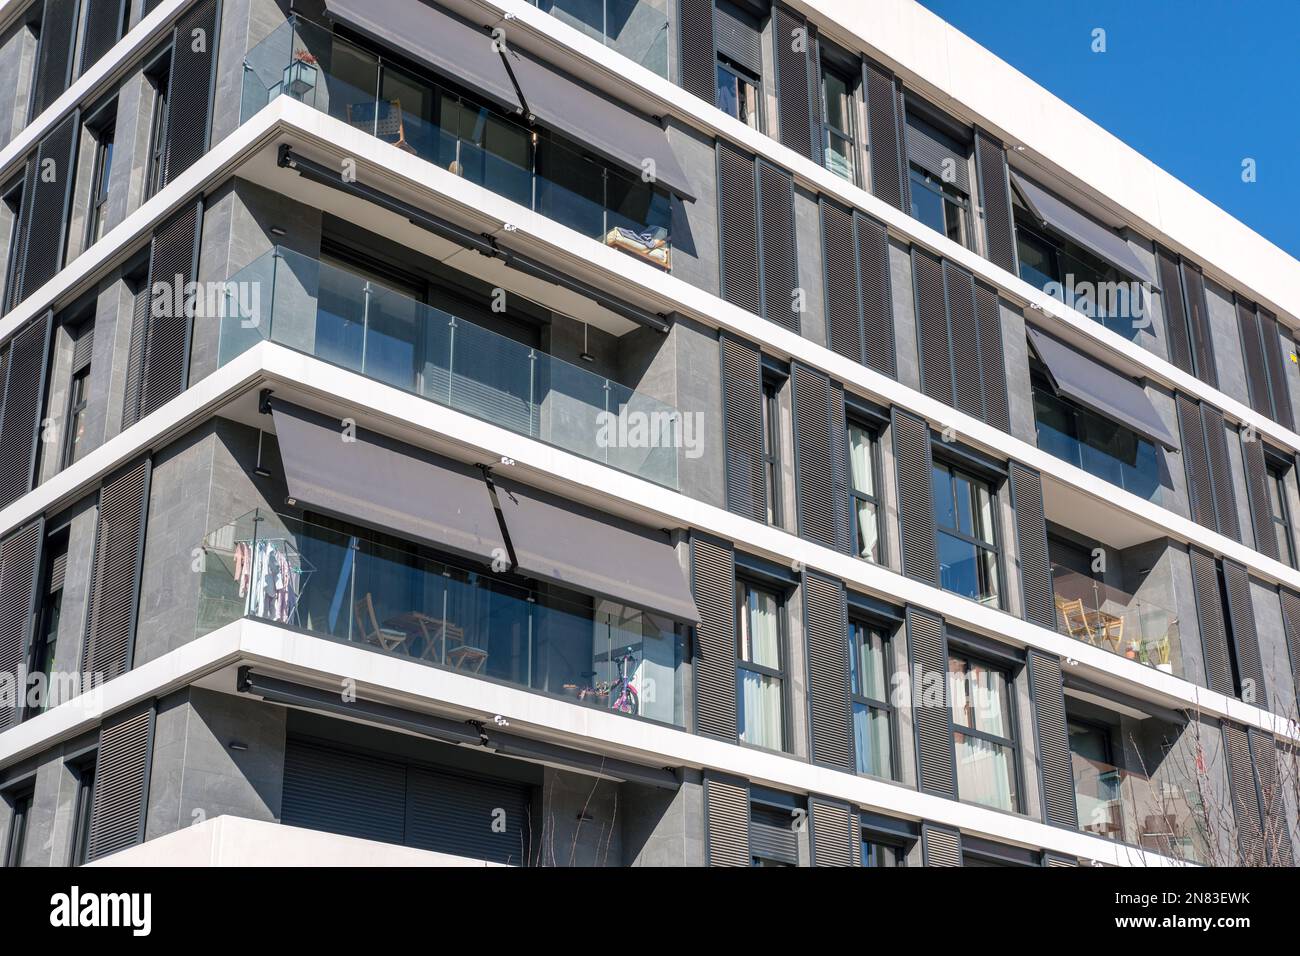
[947,647,1023,814]
[931,458,1004,608]
[819,60,858,184]
[846,418,884,563]
[716,55,763,132]
[83,101,117,249]
[735,576,788,754]
[143,49,172,201]
[761,371,784,527]
[2,173,26,312]
[3,787,34,868]
[1265,456,1296,568]
[909,163,970,247]
[848,615,897,780]
[69,758,96,866]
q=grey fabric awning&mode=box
[495,477,700,623]
[1027,326,1178,450]
[270,401,507,564]
[1012,172,1155,284]
[323,0,696,201]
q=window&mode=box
[69,762,95,865]
[736,580,785,751]
[931,462,1001,606]
[26,527,68,717]
[861,840,903,866]
[3,789,32,867]
[1014,215,1135,339]
[85,112,115,247]
[848,422,881,561]
[1068,719,1122,839]
[2,176,25,312]
[750,790,799,866]
[910,165,969,246]
[62,320,94,468]
[761,376,783,526]
[949,652,1019,812]
[144,52,171,200]
[1266,462,1295,568]
[849,620,894,778]
[820,64,857,182]
[716,57,761,130]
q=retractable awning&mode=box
[1012,172,1155,284]
[322,0,696,201]
[1027,326,1178,450]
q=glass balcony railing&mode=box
[1072,753,1207,863]
[1034,386,1162,504]
[531,0,670,78]
[241,16,672,268]
[1050,564,1180,676]
[217,245,680,488]
[199,509,686,727]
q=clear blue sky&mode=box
[916,0,1300,260]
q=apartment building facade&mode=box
[0,0,1296,867]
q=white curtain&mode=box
[956,733,1014,811]
[740,670,782,750]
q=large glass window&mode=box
[848,423,881,562]
[910,166,969,247]
[849,620,894,778]
[716,57,761,130]
[932,463,1001,606]
[821,65,856,182]
[1267,462,1295,568]
[861,839,903,867]
[736,580,784,751]
[949,653,1018,812]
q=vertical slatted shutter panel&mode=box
[679,0,716,102]
[692,535,738,740]
[975,280,1010,432]
[1241,435,1278,561]
[908,607,956,798]
[1281,587,1300,700]
[1237,299,1271,418]
[821,199,862,363]
[1258,309,1294,430]
[1157,248,1194,376]
[912,247,952,406]
[807,25,824,166]
[405,766,530,865]
[1027,649,1076,828]
[1177,394,1216,531]
[1222,722,1265,866]
[1180,264,1218,389]
[720,334,766,521]
[0,519,43,732]
[808,796,857,866]
[30,0,79,118]
[893,407,938,584]
[1190,547,1235,697]
[856,212,896,378]
[791,364,837,548]
[71,320,94,371]
[773,5,814,161]
[803,571,852,770]
[921,822,961,866]
[829,384,852,553]
[974,128,1016,274]
[944,261,981,419]
[1222,560,1266,709]
[1043,852,1079,867]
[864,60,905,210]
[135,200,202,422]
[1260,738,1295,866]
[718,141,760,315]
[0,311,53,508]
[79,0,126,75]
[1201,405,1239,541]
[160,0,220,186]
[283,739,406,845]
[121,278,150,427]
[6,162,38,312]
[86,702,155,861]
[20,111,79,297]
[757,161,798,332]
[82,458,151,682]
[704,773,750,866]
[1010,463,1054,629]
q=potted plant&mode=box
[1152,635,1172,674]
[284,49,319,99]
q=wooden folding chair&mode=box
[353,594,408,652]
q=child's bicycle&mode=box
[609,653,639,715]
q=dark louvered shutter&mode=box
[1010,463,1054,629]
[975,128,1015,274]
[1222,722,1264,866]
[79,0,127,75]
[1190,547,1234,697]
[1043,852,1079,867]
[1027,649,1076,828]
[893,407,938,584]
[908,606,955,798]
[791,364,845,549]
[282,738,407,845]
[803,571,852,770]
[1251,733,1294,866]
[857,212,895,377]
[912,247,951,405]
[829,385,852,553]
[822,199,862,362]
[0,311,53,508]
[0,519,43,732]
[773,4,814,161]
[1177,394,1216,531]
[1222,560,1266,709]
[159,0,220,185]
[1201,405,1239,541]
[1258,309,1294,430]
[82,458,151,682]
[86,702,155,861]
[1157,248,1194,376]
[1280,588,1300,699]
[1240,436,1278,561]
[130,200,203,424]
[863,60,905,210]
[718,141,760,315]
[679,0,716,102]
[720,334,766,521]
[405,766,530,865]
[1180,263,1217,389]
[1237,298,1271,418]
[121,278,150,428]
[921,822,961,866]
[808,796,857,866]
[975,280,1010,432]
[714,2,761,75]
[20,111,79,297]
[692,535,738,741]
[30,0,79,118]
[757,160,798,331]
[905,111,970,192]
[944,261,982,419]
[704,772,750,866]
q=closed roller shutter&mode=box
[1027,649,1076,828]
[908,606,955,798]
[82,457,151,682]
[282,738,408,845]
[905,111,969,192]
[86,702,155,861]
[803,570,852,770]
[405,765,529,866]
[691,534,738,741]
